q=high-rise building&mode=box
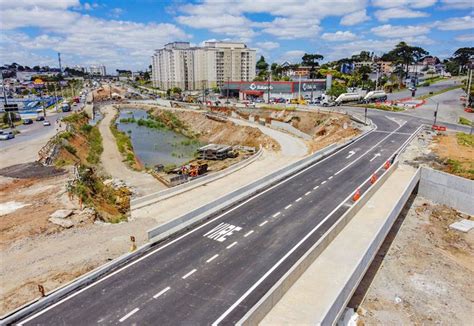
[89,65,107,76]
[151,42,256,91]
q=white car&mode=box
[43,121,51,126]
[0,130,15,140]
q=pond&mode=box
[115,109,202,167]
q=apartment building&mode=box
[353,61,392,75]
[151,42,256,91]
[89,65,107,76]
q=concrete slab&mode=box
[449,219,474,233]
[260,164,418,325]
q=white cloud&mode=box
[256,17,321,39]
[455,34,474,42]
[321,31,358,41]
[256,41,280,50]
[435,15,474,30]
[375,7,429,21]
[371,24,431,38]
[440,0,474,9]
[176,14,255,40]
[109,8,124,18]
[0,0,80,10]
[280,50,306,62]
[372,0,436,8]
[340,9,370,26]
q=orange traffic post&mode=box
[353,188,361,201]
[384,160,391,169]
[130,235,137,252]
[370,173,378,184]
[38,284,46,297]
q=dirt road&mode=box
[98,105,165,196]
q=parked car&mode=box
[0,130,15,140]
[43,121,51,126]
[36,116,45,121]
[23,119,33,125]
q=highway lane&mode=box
[19,115,420,325]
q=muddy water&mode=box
[116,109,202,167]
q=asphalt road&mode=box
[18,113,421,325]
[386,79,459,101]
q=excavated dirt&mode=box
[0,162,65,179]
[431,133,474,179]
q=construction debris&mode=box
[49,209,73,219]
[197,144,235,160]
[449,219,474,232]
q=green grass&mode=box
[417,85,462,100]
[458,117,472,126]
[110,118,137,168]
[356,103,404,112]
[85,126,103,164]
[456,132,474,147]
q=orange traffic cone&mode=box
[384,160,391,169]
[353,188,361,201]
[370,174,378,184]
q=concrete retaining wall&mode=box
[270,120,312,140]
[239,160,400,326]
[419,167,474,215]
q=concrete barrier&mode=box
[269,120,312,140]
[419,167,474,215]
[130,147,263,211]
[239,160,400,326]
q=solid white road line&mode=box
[285,204,292,210]
[313,185,319,190]
[259,220,268,227]
[119,308,139,322]
[369,153,381,162]
[226,242,238,249]
[335,122,405,176]
[305,191,311,196]
[18,122,378,325]
[212,123,417,326]
[272,212,281,218]
[244,230,254,237]
[182,269,197,279]
[153,287,170,299]
[295,197,302,202]
[206,254,219,263]
[321,180,327,185]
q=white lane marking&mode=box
[119,308,139,322]
[285,204,292,210]
[244,230,254,237]
[346,150,355,158]
[203,223,242,242]
[305,191,311,196]
[328,176,333,180]
[212,123,419,326]
[369,153,381,162]
[182,269,197,279]
[321,180,327,185]
[335,122,405,176]
[295,197,302,202]
[259,220,268,227]
[206,254,219,263]
[18,126,378,325]
[226,241,238,249]
[153,287,170,299]
[313,185,319,190]
[272,212,281,218]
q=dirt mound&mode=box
[0,162,65,179]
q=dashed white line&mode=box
[328,176,333,180]
[153,287,170,299]
[295,197,302,202]
[259,220,268,227]
[305,191,311,196]
[285,204,292,210]
[119,308,139,322]
[321,180,327,185]
[182,269,197,279]
[313,185,319,190]
[226,241,238,249]
[206,254,219,263]
[244,230,254,237]
[272,212,281,218]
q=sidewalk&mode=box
[260,164,418,325]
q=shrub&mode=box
[64,144,77,155]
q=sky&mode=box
[0,0,473,72]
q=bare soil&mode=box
[0,162,65,179]
[431,133,474,179]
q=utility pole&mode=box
[1,72,14,129]
[310,68,314,104]
[298,73,302,100]
[226,77,230,103]
[433,102,439,126]
[267,70,271,104]
[466,68,472,108]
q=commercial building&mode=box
[353,61,392,75]
[89,65,107,76]
[221,79,330,102]
[151,41,256,91]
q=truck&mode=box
[335,92,363,105]
[363,90,387,103]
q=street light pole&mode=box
[226,77,229,103]
[433,102,439,126]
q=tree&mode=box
[351,51,371,62]
[301,53,324,79]
[171,87,182,95]
[326,82,347,97]
[382,42,428,79]
[256,56,269,72]
[143,71,150,81]
[33,65,40,71]
[452,47,474,73]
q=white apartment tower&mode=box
[152,41,256,91]
[89,65,106,76]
